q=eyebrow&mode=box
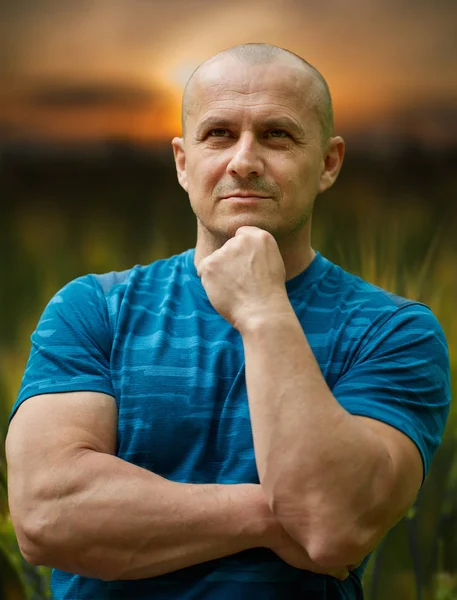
[262,117,305,138]
[195,116,305,138]
[195,117,233,138]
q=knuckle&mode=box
[258,229,272,241]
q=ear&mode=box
[171,137,188,192]
[318,136,345,194]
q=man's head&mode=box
[172,43,344,252]
[182,44,334,147]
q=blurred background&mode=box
[1,1,456,598]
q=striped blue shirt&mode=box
[11,249,451,599]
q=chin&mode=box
[197,213,292,246]
[220,216,276,237]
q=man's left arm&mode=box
[198,227,450,570]
[240,304,449,569]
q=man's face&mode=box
[173,57,341,244]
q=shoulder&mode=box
[309,257,448,374]
[91,250,191,298]
[324,259,413,311]
[321,258,443,334]
[331,263,447,369]
[32,251,192,342]
[50,251,192,315]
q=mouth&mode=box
[221,194,270,200]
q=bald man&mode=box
[6,44,450,600]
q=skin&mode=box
[174,54,423,567]
[6,391,348,581]
[6,50,423,586]
[172,54,344,279]
[6,56,353,583]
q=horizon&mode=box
[2,1,457,148]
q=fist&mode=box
[197,227,290,331]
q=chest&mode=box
[108,289,356,483]
[110,302,258,483]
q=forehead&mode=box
[187,57,319,128]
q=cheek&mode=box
[273,160,320,205]
[293,157,320,187]
[188,156,222,192]
[271,153,306,180]
[272,164,305,195]
[186,159,222,212]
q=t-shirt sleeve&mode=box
[331,303,451,480]
[10,274,115,421]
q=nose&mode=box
[226,134,264,179]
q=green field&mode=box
[1,144,456,599]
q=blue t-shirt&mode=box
[11,249,451,599]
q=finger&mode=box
[235,225,258,236]
[235,226,248,237]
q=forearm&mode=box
[18,450,272,581]
[241,311,393,564]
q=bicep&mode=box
[6,392,117,516]
[356,416,423,517]
[334,304,450,482]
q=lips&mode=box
[222,193,269,199]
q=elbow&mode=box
[305,531,372,570]
[14,514,117,581]
[16,535,42,567]
[13,511,54,567]
[8,482,66,567]
[269,496,374,569]
[14,512,120,582]
[290,521,373,569]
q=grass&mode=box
[1,204,456,599]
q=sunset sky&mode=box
[1,0,457,145]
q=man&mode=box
[6,43,450,599]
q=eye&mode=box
[268,129,290,139]
[208,128,231,137]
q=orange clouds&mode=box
[0,80,183,142]
[1,0,456,144]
